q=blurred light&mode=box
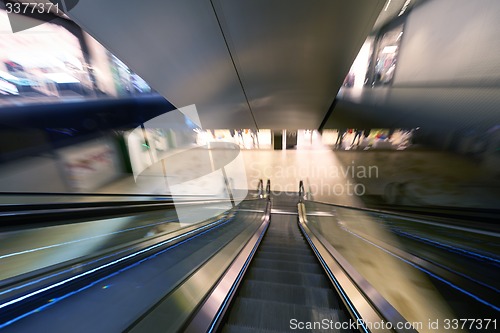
[398,0,411,16]
[382,46,398,53]
[384,0,393,11]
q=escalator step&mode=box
[226,297,351,333]
[255,251,317,263]
[238,280,341,308]
[252,257,324,274]
[263,235,302,241]
[220,207,354,333]
[262,237,303,243]
[222,324,290,333]
[258,241,307,249]
[263,232,303,238]
[262,234,302,240]
[257,244,312,256]
[245,268,331,288]
[261,237,305,244]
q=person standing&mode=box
[335,128,346,147]
[352,129,364,146]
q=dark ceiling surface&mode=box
[67,0,385,129]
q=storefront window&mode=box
[342,38,374,89]
[0,8,152,102]
[373,24,404,85]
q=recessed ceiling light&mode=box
[398,0,412,16]
[384,0,393,11]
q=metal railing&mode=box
[184,180,272,333]
[257,179,264,198]
[298,180,305,202]
[297,179,416,333]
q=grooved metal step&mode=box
[225,298,350,333]
[256,245,312,256]
[251,257,325,274]
[223,324,290,333]
[238,280,341,308]
[245,267,331,288]
[254,251,317,262]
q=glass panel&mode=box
[0,9,153,103]
[373,24,404,86]
[0,199,267,331]
[304,200,499,330]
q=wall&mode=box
[395,0,500,86]
[83,33,118,96]
[0,156,68,192]
[329,0,500,147]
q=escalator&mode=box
[0,193,267,332]
[223,199,353,332]
[1,186,413,333]
[187,183,414,333]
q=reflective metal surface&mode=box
[303,200,499,332]
[0,199,267,332]
[298,203,405,333]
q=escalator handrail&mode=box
[302,198,500,232]
[0,198,258,230]
[358,202,500,225]
[298,180,305,202]
[257,179,264,198]
[0,191,178,198]
[0,198,232,213]
[265,179,271,196]
[0,192,220,210]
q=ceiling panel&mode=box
[67,0,385,129]
[67,0,256,129]
[214,0,385,129]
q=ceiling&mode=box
[66,0,386,129]
[371,0,424,31]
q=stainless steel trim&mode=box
[304,199,498,236]
[0,211,237,296]
[184,199,271,333]
[339,222,499,307]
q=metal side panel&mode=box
[183,200,271,333]
[297,203,418,333]
[0,212,238,328]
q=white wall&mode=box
[58,138,122,192]
[84,33,118,96]
[0,157,68,192]
[395,0,500,86]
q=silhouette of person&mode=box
[352,129,364,146]
[336,129,346,147]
